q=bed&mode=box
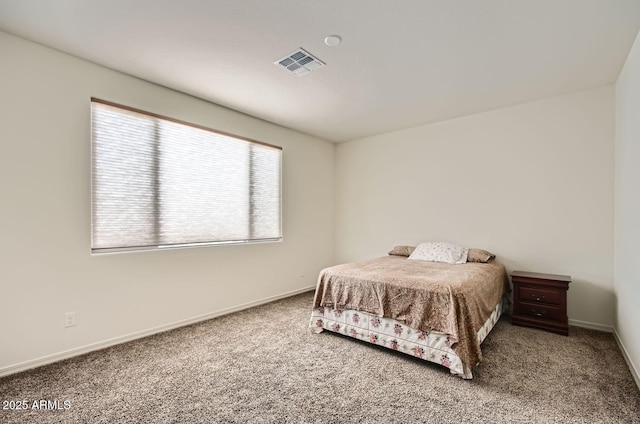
[308,244,509,379]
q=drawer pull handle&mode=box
[531,309,546,317]
[531,294,546,301]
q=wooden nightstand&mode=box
[511,271,571,336]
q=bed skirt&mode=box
[309,299,503,379]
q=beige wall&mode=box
[335,86,615,329]
[0,31,335,374]
[615,30,640,384]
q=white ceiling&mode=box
[1,1,639,142]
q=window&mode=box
[91,99,282,254]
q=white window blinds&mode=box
[91,99,282,253]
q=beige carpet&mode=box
[1,292,639,423]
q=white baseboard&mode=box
[613,328,640,391]
[0,286,315,378]
[568,318,614,333]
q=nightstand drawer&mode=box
[518,302,561,321]
[519,286,560,305]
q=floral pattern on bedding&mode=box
[310,300,503,379]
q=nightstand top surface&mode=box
[511,270,571,282]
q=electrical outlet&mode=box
[64,312,77,328]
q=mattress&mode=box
[309,255,509,378]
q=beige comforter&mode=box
[312,255,509,370]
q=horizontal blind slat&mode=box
[91,101,282,252]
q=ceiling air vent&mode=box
[274,48,325,76]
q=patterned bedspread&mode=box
[312,255,509,370]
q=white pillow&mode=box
[407,242,469,264]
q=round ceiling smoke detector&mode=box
[324,35,342,46]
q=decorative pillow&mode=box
[466,248,495,263]
[388,245,416,257]
[408,242,469,264]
